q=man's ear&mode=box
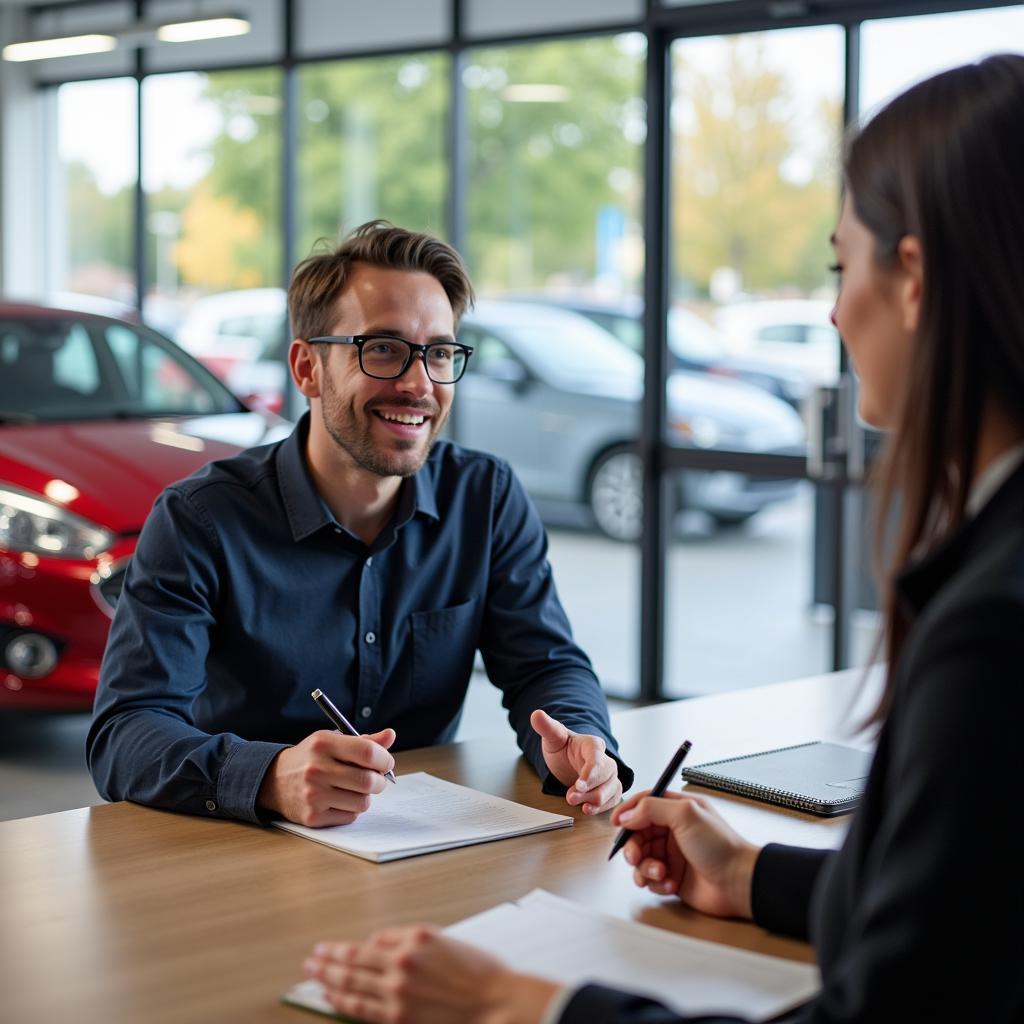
[896,234,924,334]
[290,339,322,399]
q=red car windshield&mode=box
[0,314,243,423]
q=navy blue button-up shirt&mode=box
[87,415,631,822]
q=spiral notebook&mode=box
[681,741,872,817]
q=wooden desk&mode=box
[0,668,877,1024]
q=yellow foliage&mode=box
[175,185,265,290]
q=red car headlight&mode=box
[0,484,113,560]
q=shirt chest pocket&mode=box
[410,597,481,707]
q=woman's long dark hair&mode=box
[844,55,1024,719]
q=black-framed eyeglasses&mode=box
[308,334,474,384]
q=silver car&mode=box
[455,301,806,542]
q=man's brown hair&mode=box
[287,220,475,342]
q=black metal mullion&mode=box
[447,0,467,254]
[281,0,296,288]
[444,0,468,447]
[829,20,863,672]
[639,27,671,704]
[132,0,145,314]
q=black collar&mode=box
[895,459,1024,617]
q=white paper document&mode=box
[284,889,819,1021]
[273,772,572,863]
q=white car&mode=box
[714,299,840,389]
[175,288,289,412]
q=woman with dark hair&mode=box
[301,54,1024,1023]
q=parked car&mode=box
[175,287,290,413]
[512,295,809,408]
[0,301,289,711]
[456,300,806,542]
[714,299,841,388]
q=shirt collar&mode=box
[276,413,441,543]
[965,441,1024,518]
[896,453,1024,617]
[276,414,333,541]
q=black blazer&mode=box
[562,460,1024,1024]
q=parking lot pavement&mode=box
[546,485,878,700]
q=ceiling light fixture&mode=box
[2,34,117,62]
[2,13,251,63]
[156,17,251,43]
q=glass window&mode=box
[103,321,236,414]
[53,324,101,393]
[665,26,845,696]
[672,28,844,401]
[861,6,1024,116]
[459,35,645,695]
[296,54,449,256]
[141,68,283,378]
[52,78,137,308]
[465,34,645,298]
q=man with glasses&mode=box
[88,221,633,828]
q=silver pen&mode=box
[311,688,397,784]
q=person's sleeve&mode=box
[751,845,833,940]
[477,462,633,794]
[86,486,286,823]
[784,590,1024,1020]
[557,985,756,1024]
[555,594,1024,1024]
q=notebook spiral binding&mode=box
[681,741,858,816]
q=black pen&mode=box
[608,740,692,860]
[311,688,397,784]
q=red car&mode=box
[0,301,290,711]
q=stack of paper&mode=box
[284,889,819,1021]
[273,772,572,862]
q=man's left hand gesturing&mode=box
[531,709,622,815]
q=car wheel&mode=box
[587,446,642,542]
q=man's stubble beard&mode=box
[319,368,448,479]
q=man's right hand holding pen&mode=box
[257,729,397,827]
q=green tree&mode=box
[296,55,449,256]
[65,160,133,279]
[672,38,841,297]
[154,68,283,293]
[465,36,645,293]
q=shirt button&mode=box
[205,800,217,812]
[334,527,342,534]
[365,631,376,644]
[361,706,372,719]
[365,556,373,567]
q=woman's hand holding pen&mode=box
[257,729,397,827]
[612,790,761,920]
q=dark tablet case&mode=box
[681,741,872,817]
